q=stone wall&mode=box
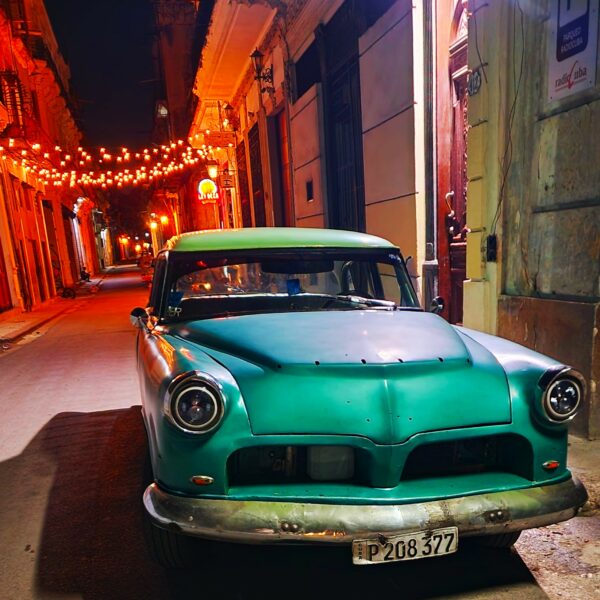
[498,296,600,439]
[467,0,600,438]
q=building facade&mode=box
[187,0,432,298]
[171,0,598,437]
[0,0,97,313]
[463,0,600,438]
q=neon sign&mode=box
[197,178,219,203]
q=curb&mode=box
[0,270,109,346]
[0,304,72,344]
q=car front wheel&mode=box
[142,512,198,568]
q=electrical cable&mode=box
[491,0,525,236]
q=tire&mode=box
[476,531,521,548]
[141,449,198,568]
[142,510,198,568]
[61,287,76,299]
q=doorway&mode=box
[0,236,12,312]
[326,59,365,232]
[271,110,293,227]
[436,2,469,324]
[248,123,266,227]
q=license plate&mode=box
[352,527,458,565]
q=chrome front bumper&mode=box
[143,477,588,544]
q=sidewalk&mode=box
[0,275,105,344]
[569,434,600,514]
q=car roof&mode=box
[164,227,397,253]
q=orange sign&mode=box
[198,178,219,203]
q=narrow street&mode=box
[0,1,597,597]
[0,268,561,600]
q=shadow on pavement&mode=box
[168,539,543,600]
[31,408,170,599]
[3,407,544,600]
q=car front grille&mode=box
[227,445,358,485]
[401,434,533,481]
[227,435,533,488]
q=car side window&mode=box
[148,256,167,313]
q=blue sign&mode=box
[557,0,590,61]
[548,0,598,101]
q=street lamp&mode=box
[223,103,239,131]
[149,221,159,255]
[250,48,274,95]
[206,160,219,180]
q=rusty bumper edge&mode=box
[143,477,588,544]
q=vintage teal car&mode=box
[131,227,587,567]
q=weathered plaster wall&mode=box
[467,0,600,437]
[498,296,599,438]
[503,52,600,302]
[463,0,511,333]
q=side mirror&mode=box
[430,296,445,315]
[130,307,148,328]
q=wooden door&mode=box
[248,124,266,227]
[447,61,468,324]
[437,2,469,324]
[272,110,293,226]
[236,140,253,228]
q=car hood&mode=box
[172,311,511,444]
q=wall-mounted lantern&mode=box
[223,103,239,131]
[206,160,219,179]
[250,48,275,95]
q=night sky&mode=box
[45,0,156,150]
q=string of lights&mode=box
[0,134,230,189]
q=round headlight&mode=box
[541,369,585,423]
[167,373,225,434]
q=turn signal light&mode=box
[191,475,214,486]
[542,460,560,471]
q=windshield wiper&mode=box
[322,294,397,310]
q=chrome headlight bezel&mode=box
[539,367,585,424]
[164,371,226,434]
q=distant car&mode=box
[131,227,587,567]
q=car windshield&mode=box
[159,248,420,320]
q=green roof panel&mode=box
[165,227,397,253]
